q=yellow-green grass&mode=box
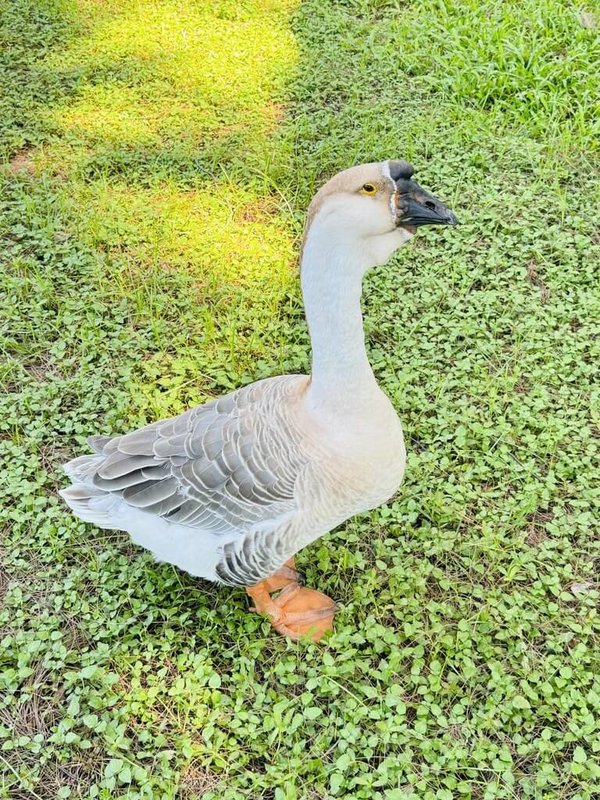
[8,0,300,400]
[1,0,599,798]
[39,0,296,178]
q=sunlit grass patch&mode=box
[17,0,303,421]
[52,178,301,419]
[71,181,296,292]
[40,0,298,177]
[46,86,197,150]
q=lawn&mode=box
[1,0,599,798]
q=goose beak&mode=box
[395,180,459,228]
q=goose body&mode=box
[63,374,403,586]
[61,160,457,638]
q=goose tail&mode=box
[60,452,121,529]
[63,452,104,482]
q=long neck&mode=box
[301,227,378,409]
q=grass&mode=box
[1,0,599,797]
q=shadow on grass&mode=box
[0,0,82,158]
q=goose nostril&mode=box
[424,200,436,210]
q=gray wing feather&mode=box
[88,435,113,453]
[98,453,163,479]
[90,377,306,535]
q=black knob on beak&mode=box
[389,160,415,181]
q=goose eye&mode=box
[360,183,378,196]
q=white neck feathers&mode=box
[300,217,379,411]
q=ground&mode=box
[1,0,599,798]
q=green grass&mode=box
[1,0,599,798]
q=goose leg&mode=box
[246,559,336,642]
[261,557,301,593]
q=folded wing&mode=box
[84,376,308,536]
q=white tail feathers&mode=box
[59,482,123,529]
[62,453,104,482]
[60,452,122,528]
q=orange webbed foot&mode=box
[246,560,335,642]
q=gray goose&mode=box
[60,160,458,640]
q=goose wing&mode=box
[90,376,308,534]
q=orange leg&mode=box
[246,559,336,642]
[261,557,300,593]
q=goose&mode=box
[60,160,458,641]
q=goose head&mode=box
[303,159,458,270]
